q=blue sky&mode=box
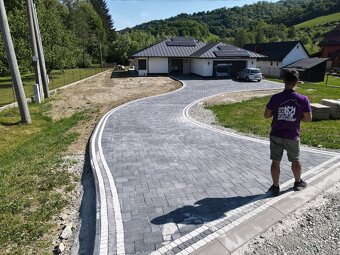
[107,0,280,31]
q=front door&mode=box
[170,59,183,74]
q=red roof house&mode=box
[319,24,340,69]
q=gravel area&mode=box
[234,181,340,255]
[188,90,340,255]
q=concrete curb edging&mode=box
[192,162,340,255]
[89,78,187,254]
[181,94,340,254]
[183,91,339,157]
[89,77,340,255]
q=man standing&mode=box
[264,69,312,196]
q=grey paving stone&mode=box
[134,239,155,253]
[98,77,333,254]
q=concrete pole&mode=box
[0,0,31,123]
[31,0,49,98]
[26,0,43,102]
[99,40,103,70]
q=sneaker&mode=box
[268,184,280,196]
[293,179,307,191]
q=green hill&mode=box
[114,0,340,63]
[295,12,340,28]
[123,0,340,46]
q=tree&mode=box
[234,29,250,47]
[36,0,79,72]
[109,31,156,64]
[90,0,115,40]
[287,26,296,39]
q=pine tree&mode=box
[90,0,115,40]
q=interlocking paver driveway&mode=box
[98,77,334,255]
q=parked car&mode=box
[237,68,262,82]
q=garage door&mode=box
[213,61,246,78]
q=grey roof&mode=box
[243,41,309,61]
[133,38,267,59]
[283,58,329,71]
[213,44,265,58]
[133,38,205,57]
[166,37,196,46]
[189,42,219,57]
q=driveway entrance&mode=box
[90,77,338,255]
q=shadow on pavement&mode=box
[151,195,261,225]
[76,145,96,255]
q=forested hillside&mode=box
[0,0,115,74]
[1,0,340,69]
[115,0,340,63]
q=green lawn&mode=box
[208,82,340,149]
[317,75,340,87]
[268,75,340,87]
[0,68,106,107]
[295,12,340,28]
[0,103,89,253]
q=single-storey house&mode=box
[319,24,340,70]
[243,41,309,77]
[132,37,266,77]
[282,57,329,82]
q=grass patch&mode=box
[0,102,90,254]
[317,75,340,87]
[295,12,340,28]
[208,82,340,149]
[267,75,340,88]
[0,68,107,107]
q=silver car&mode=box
[237,68,262,82]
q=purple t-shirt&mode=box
[266,89,311,139]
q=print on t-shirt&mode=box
[277,99,300,122]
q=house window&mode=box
[138,59,147,70]
[271,61,273,66]
[277,62,279,66]
[297,45,299,49]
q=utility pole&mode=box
[26,0,43,103]
[31,0,49,98]
[0,0,31,123]
[99,40,103,70]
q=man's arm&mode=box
[302,112,312,122]
[264,108,274,118]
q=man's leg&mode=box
[292,160,307,190]
[271,160,281,187]
[292,160,302,182]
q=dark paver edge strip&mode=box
[183,90,340,157]
[89,77,187,255]
[150,159,340,255]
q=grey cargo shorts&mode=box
[270,135,300,162]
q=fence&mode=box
[0,67,109,107]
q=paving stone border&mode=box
[144,95,340,255]
[89,78,187,255]
[89,76,340,255]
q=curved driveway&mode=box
[90,77,338,255]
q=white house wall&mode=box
[191,59,213,76]
[247,59,257,68]
[282,42,309,67]
[257,61,282,77]
[191,59,256,76]
[149,58,168,74]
